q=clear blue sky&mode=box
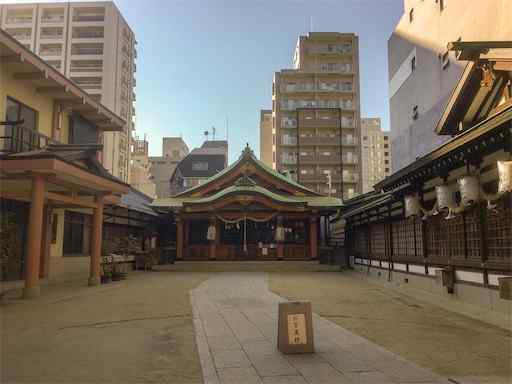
[4,0,404,162]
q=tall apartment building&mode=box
[0,1,137,182]
[271,32,361,200]
[149,137,189,198]
[360,118,391,193]
[259,109,273,166]
[389,0,512,171]
[130,135,156,198]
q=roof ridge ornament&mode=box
[242,143,254,157]
[235,174,256,187]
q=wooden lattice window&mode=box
[370,223,386,259]
[486,196,512,269]
[464,206,483,264]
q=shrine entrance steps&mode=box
[153,261,341,273]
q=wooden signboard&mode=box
[277,301,314,354]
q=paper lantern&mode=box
[458,176,480,206]
[404,194,421,218]
[498,160,512,193]
[435,185,456,210]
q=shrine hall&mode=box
[152,145,343,261]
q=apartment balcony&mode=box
[39,48,62,57]
[280,100,354,111]
[280,157,297,165]
[280,136,297,146]
[70,76,102,90]
[6,29,32,40]
[341,156,358,165]
[307,47,352,56]
[281,83,353,94]
[41,15,65,24]
[40,32,63,40]
[70,60,103,72]
[72,31,104,39]
[317,154,341,164]
[71,45,103,56]
[5,16,33,25]
[298,154,316,163]
[302,64,353,74]
[0,122,56,154]
[72,14,105,23]
[299,136,340,146]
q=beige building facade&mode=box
[360,118,391,193]
[271,32,362,200]
[130,136,156,198]
[0,1,137,182]
[388,0,512,171]
[259,109,273,166]
[149,137,189,198]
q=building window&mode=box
[384,144,389,149]
[5,97,38,132]
[383,135,389,140]
[385,168,390,173]
[384,151,389,156]
[192,162,208,171]
[409,8,414,23]
[411,56,416,72]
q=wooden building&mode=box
[152,145,342,261]
[341,42,511,294]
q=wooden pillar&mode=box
[88,195,104,286]
[184,219,189,259]
[176,218,183,260]
[309,217,318,260]
[209,217,217,260]
[39,207,51,278]
[23,175,46,299]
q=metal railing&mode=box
[0,121,54,154]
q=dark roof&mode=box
[119,188,158,216]
[176,153,226,178]
[201,140,228,149]
[3,143,128,186]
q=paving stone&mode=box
[242,340,277,357]
[212,349,252,368]
[251,354,297,377]
[217,366,263,384]
[207,335,242,352]
[319,351,372,373]
[295,362,352,383]
[345,370,398,384]
[262,375,308,384]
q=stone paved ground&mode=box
[191,272,451,384]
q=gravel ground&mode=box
[269,271,512,382]
[1,271,209,384]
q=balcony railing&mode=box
[72,15,105,22]
[281,157,297,165]
[8,32,32,40]
[281,83,353,93]
[71,47,103,55]
[0,121,55,154]
[73,31,104,39]
[40,32,63,39]
[42,15,65,23]
[5,16,33,24]
[40,48,62,56]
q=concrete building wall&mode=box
[149,137,189,198]
[272,32,362,199]
[388,0,512,171]
[259,109,273,167]
[0,1,137,182]
[361,118,391,193]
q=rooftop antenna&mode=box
[310,16,314,33]
[212,125,216,140]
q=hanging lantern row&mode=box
[404,160,512,220]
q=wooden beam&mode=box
[36,86,65,94]
[13,71,47,80]
[45,191,98,209]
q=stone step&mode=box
[153,261,341,273]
